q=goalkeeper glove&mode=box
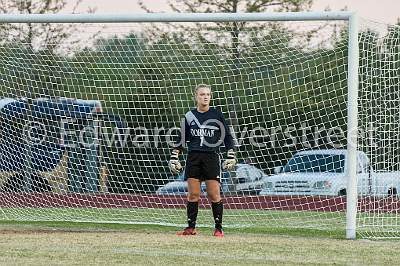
[222,149,236,171]
[168,149,182,174]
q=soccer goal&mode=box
[0,11,398,239]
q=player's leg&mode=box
[203,153,224,237]
[205,179,224,237]
[177,178,201,235]
[178,153,202,236]
[186,177,201,228]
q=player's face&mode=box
[195,87,211,107]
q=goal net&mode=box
[357,20,400,238]
[0,13,398,239]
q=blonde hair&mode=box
[194,84,211,95]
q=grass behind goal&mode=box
[3,207,400,238]
[0,208,346,237]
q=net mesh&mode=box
[0,17,398,238]
[358,19,400,238]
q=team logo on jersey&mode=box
[190,128,215,138]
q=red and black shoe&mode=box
[177,227,197,236]
[213,228,224,237]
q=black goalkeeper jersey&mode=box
[174,107,234,153]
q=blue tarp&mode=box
[0,99,97,119]
[0,98,98,172]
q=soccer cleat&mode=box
[177,227,197,236]
[213,228,224,237]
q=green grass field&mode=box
[0,207,346,236]
[1,208,400,265]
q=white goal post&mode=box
[0,12,361,238]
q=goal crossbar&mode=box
[0,11,354,23]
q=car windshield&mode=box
[282,154,345,173]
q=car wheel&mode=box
[388,187,397,197]
[338,189,346,196]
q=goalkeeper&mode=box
[169,84,236,237]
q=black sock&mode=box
[211,201,223,230]
[187,201,198,229]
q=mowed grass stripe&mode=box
[2,208,400,238]
[1,229,400,265]
[0,207,345,235]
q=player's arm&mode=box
[168,117,189,174]
[219,110,237,171]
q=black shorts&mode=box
[184,151,221,182]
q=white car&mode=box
[259,149,400,197]
[156,163,267,195]
[156,171,231,195]
[234,163,269,195]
